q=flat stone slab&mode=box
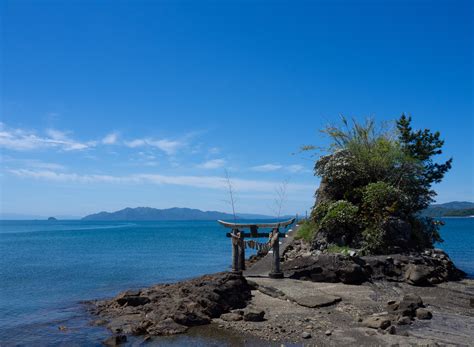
[292,294,342,308]
[248,277,347,309]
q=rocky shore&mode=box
[88,272,251,344]
[88,233,473,346]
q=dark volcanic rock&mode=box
[116,291,151,307]
[362,316,392,330]
[387,293,424,318]
[243,309,265,322]
[415,308,433,320]
[281,248,465,286]
[89,272,251,338]
[361,293,432,330]
[146,318,188,335]
[282,253,368,284]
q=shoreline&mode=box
[87,225,474,346]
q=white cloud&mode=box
[0,124,91,151]
[251,164,283,172]
[102,132,119,145]
[198,159,226,169]
[147,139,183,155]
[125,139,146,148]
[250,163,310,174]
[208,147,220,155]
[124,138,184,155]
[0,157,66,171]
[26,161,66,171]
[45,129,68,140]
[8,168,315,193]
[0,123,197,157]
[287,164,305,173]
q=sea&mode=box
[0,218,473,346]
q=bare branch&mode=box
[272,178,290,219]
[223,169,237,222]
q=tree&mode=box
[396,115,452,212]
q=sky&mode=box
[1,0,473,218]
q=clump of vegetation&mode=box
[295,219,318,243]
[326,244,351,255]
[318,200,359,245]
[303,115,451,254]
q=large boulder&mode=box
[282,253,368,284]
[362,316,392,330]
[281,248,465,286]
[243,309,265,322]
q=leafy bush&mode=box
[319,200,359,245]
[310,201,330,224]
[361,182,408,220]
[295,219,318,242]
[361,226,385,254]
[326,244,351,255]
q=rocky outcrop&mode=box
[89,272,251,339]
[282,252,368,284]
[282,247,465,285]
[362,294,432,332]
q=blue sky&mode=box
[1,0,472,217]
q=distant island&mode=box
[82,207,288,221]
[420,201,474,217]
[47,217,58,221]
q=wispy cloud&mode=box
[124,139,146,148]
[208,147,220,155]
[124,138,184,155]
[102,132,119,145]
[0,124,92,151]
[0,157,66,171]
[0,123,215,160]
[198,159,226,169]
[251,163,283,172]
[288,164,308,173]
[8,169,314,193]
[250,163,310,174]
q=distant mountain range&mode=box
[3,201,472,221]
[81,207,289,221]
[421,201,474,217]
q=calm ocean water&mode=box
[0,218,473,346]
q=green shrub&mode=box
[310,201,331,224]
[361,181,406,222]
[326,244,351,255]
[319,200,359,244]
[361,226,385,254]
[295,219,318,242]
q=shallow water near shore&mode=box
[0,218,472,345]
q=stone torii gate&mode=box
[218,218,295,278]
